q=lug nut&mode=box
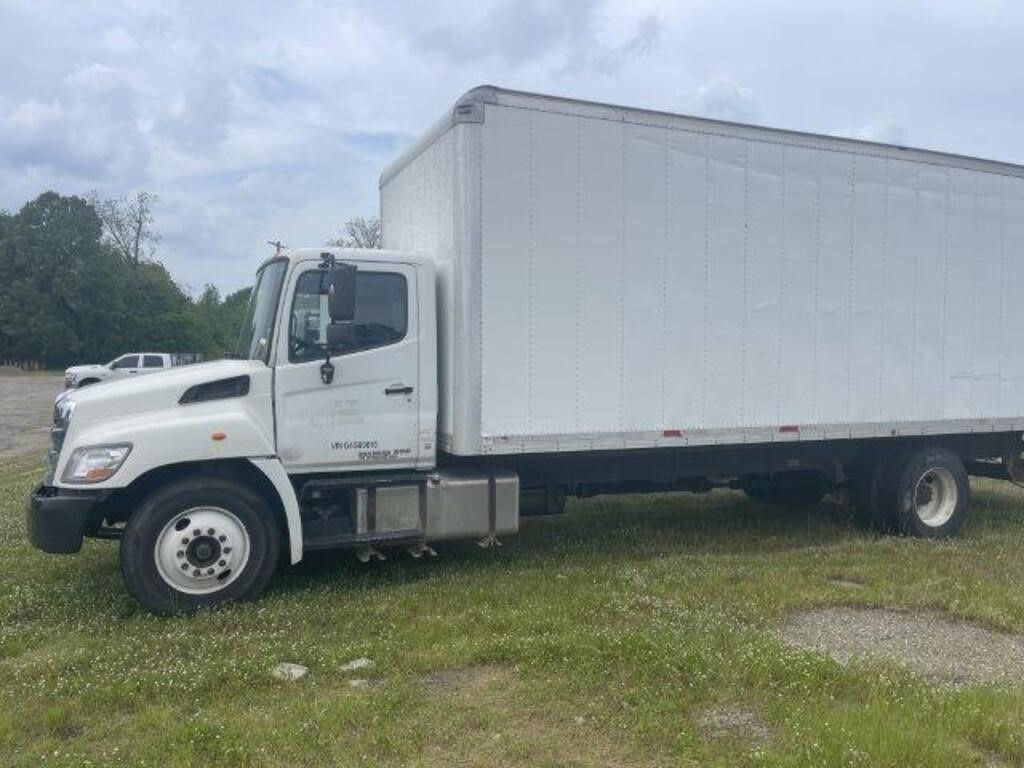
[218,535,226,542]
[207,528,215,535]
[181,563,189,571]
[193,529,201,537]
[181,538,189,545]
[177,551,184,558]
[206,568,215,575]
[193,569,201,576]
[218,560,226,567]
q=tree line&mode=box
[0,191,251,368]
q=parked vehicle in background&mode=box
[28,86,1024,614]
[64,353,176,388]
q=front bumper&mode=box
[27,485,107,554]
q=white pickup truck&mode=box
[64,353,175,389]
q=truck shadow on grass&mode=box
[269,488,933,598]
[270,481,1024,602]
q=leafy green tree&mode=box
[0,191,253,368]
[327,216,381,249]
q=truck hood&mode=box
[65,364,107,375]
[54,357,278,494]
[64,359,268,425]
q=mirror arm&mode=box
[320,358,334,385]
[320,340,335,385]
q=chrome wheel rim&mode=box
[912,468,958,528]
[154,506,251,594]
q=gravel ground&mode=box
[779,607,1024,688]
[0,373,63,462]
[698,704,775,745]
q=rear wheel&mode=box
[887,447,969,538]
[120,476,280,615]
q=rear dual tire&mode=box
[853,446,969,538]
[120,477,280,615]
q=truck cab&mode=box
[28,249,516,614]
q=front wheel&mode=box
[120,477,280,615]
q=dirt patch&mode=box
[419,666,655,767]
[0,373,63,462]
[420,665,504,695]
[698,704,775,745]
[779,607,1024,688]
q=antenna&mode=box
[267,240,286,255]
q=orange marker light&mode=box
[211,431,227,442]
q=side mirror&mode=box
[325,264,357,323]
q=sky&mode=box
[2,0,1023,294]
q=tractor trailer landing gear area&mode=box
[26,86,1024,614]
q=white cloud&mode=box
[679,77,759,124]
[1,0,1024,291]
[832,119,908,146]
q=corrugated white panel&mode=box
[528,110,579,434]
[744,141,785,427]
[705,136,747,428]
[573,116,624,432]
[974,172,1004,412]
[778,146,818,425]
[480,106,531,435]
[848,154,887,423]
[663,129,709,431]
[1002,177,1024,415]
[945,168,978,419]
[881,159,917,422]
[622,123,668,430]
[814,150,853,425]
[911,165,948,421]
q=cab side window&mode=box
[112,355,138,369]
[288,269,407,363]
[143,355,164,368]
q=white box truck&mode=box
[29,86,1024,614]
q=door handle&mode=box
[384,385,414,395]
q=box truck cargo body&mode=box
[382,86,1024,455]
[28,86,1024,613]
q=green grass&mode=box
[3,451,1024,766]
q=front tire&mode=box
[120,477,280,615]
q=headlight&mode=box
[61,444,132,484]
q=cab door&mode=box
[273,261,420,473]
[110,354,141,379]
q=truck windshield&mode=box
[235,259,287,363]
